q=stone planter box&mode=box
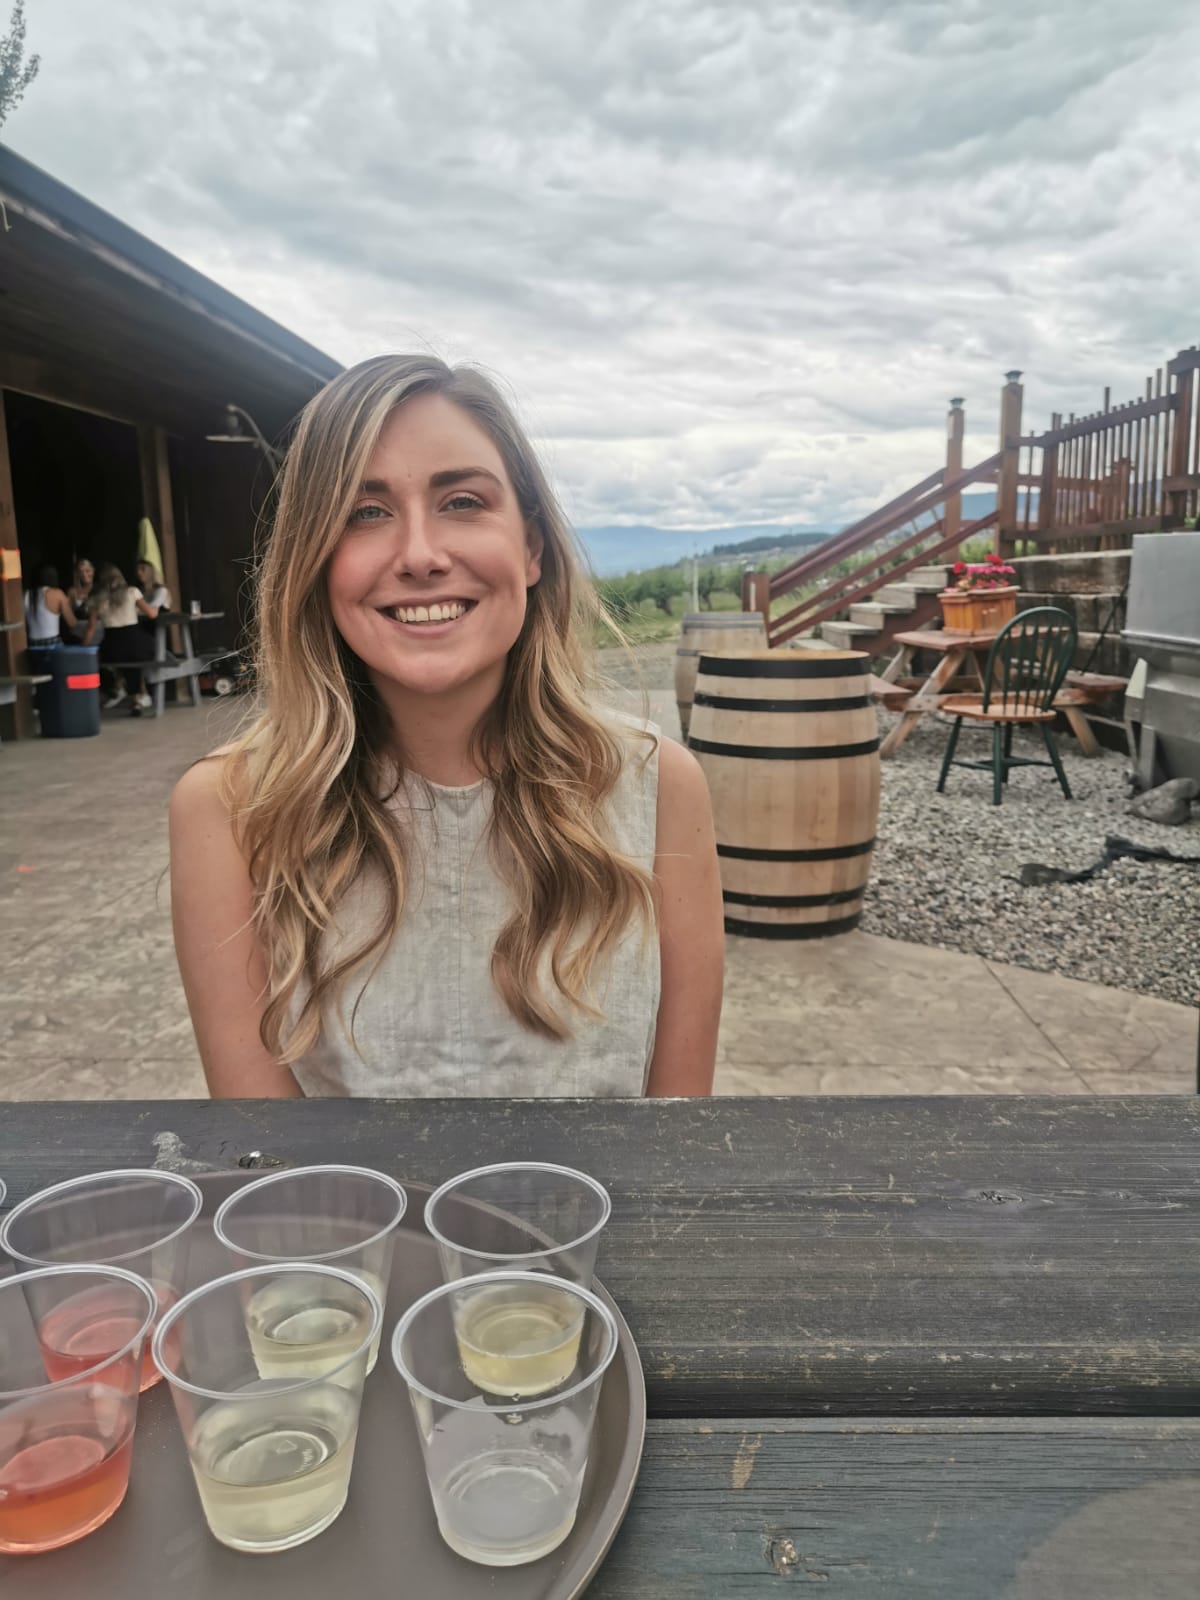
[939,585,1018,633]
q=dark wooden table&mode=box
[140,609,225,717]
[2,1097,1198,1594]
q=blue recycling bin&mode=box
[28,645,101,738]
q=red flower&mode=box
[952,561,967,574]
[986,551,1003,564]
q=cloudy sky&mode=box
[7,0,1200,533]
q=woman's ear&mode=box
[524,521,544,587]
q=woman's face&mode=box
[76,560,94,589]
[326,393,543,709]
[135,562,152,587]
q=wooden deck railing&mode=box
[1007,345,1200,551]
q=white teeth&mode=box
[389,601,468,624]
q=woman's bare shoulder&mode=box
[170,751,235,824]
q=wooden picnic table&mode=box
[878,626,1002,757]
[2,1096,1197,1594]
[106,609,225,717]
[879,627,1104,760]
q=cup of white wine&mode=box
[424,1162,610,1400]
[153,1263,381,1554]
[213,1164,406,1374]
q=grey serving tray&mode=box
[0,1172,646,1599]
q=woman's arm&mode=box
[645,735,724,1097]
[135,594,159,618]
[50,588,81,631]
[169,758,302,1098]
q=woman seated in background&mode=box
[24,564,94,648]
[170,354,724,1100]
[134,560,172,635]
[65,557,102,643]
[93,563,158,713]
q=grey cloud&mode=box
[6,0,1200,532]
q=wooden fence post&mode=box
[740,568,771,634]
[1166,351,1194,527]
[0,390,35,741]
[945,398,964,560]
[1037,412,1059,549]
[997,370,1024,559]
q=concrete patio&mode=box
[1,679,1194,1100]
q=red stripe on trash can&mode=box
[66,673,101,690]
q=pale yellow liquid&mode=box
[189,1383,359,1552]
[245,1271,383,1382]
[454,1282,584,1398]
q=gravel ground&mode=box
[609,640,1199,1008]
[865,711,1199,1007]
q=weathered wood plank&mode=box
[2,1099,1198,1416]
[593,1418,1200,1597]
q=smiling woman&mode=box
[168,355,723,1100]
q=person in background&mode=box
[65,557,103,644]
[134,560,172,636]
[24,564,94,647]
[93,563,158,713]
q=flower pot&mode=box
[938,585,1018,633]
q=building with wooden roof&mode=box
[0,145,342,737]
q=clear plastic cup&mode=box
[424,1162,610,1289]
[392,1271,618,1567]
[212,1165,406,1374]
[153,1263,381,1553]
[0,1170,203,1392]
[0,1264,156,1554]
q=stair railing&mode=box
[751,453,1002,646]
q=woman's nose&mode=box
[393,510,450,577]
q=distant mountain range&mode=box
[575,523,828,576]
[576,493,999,576]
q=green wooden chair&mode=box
[936,606,1078,805]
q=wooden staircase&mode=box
[816,565,950,655]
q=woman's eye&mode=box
[444,493,484,512]
[348,504,388,525]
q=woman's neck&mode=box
[374,671,502,787]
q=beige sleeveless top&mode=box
[291,717,661,1098]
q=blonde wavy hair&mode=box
[224,354,657,1062]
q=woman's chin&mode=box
[368,658,499,705]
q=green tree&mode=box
[0,2,38,129]
[633,566,684,617]
[695,564,725,609]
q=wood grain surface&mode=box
[592,1418,1200,1597]
[2,1097,1197,1416]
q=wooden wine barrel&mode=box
[688,650,881,938]
[674,612,768,740]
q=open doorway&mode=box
[5,392,143,591]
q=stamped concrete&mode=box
[1,670,1194,1100]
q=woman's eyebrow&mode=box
[429,466,504,490]
[357,466,504,494]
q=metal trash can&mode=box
[28,645,101,738]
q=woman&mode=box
[93,563,158,712]
[66,557,103,644]
[24,564,94,647]
[134,560,172,634]
[170,355,723,1099]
